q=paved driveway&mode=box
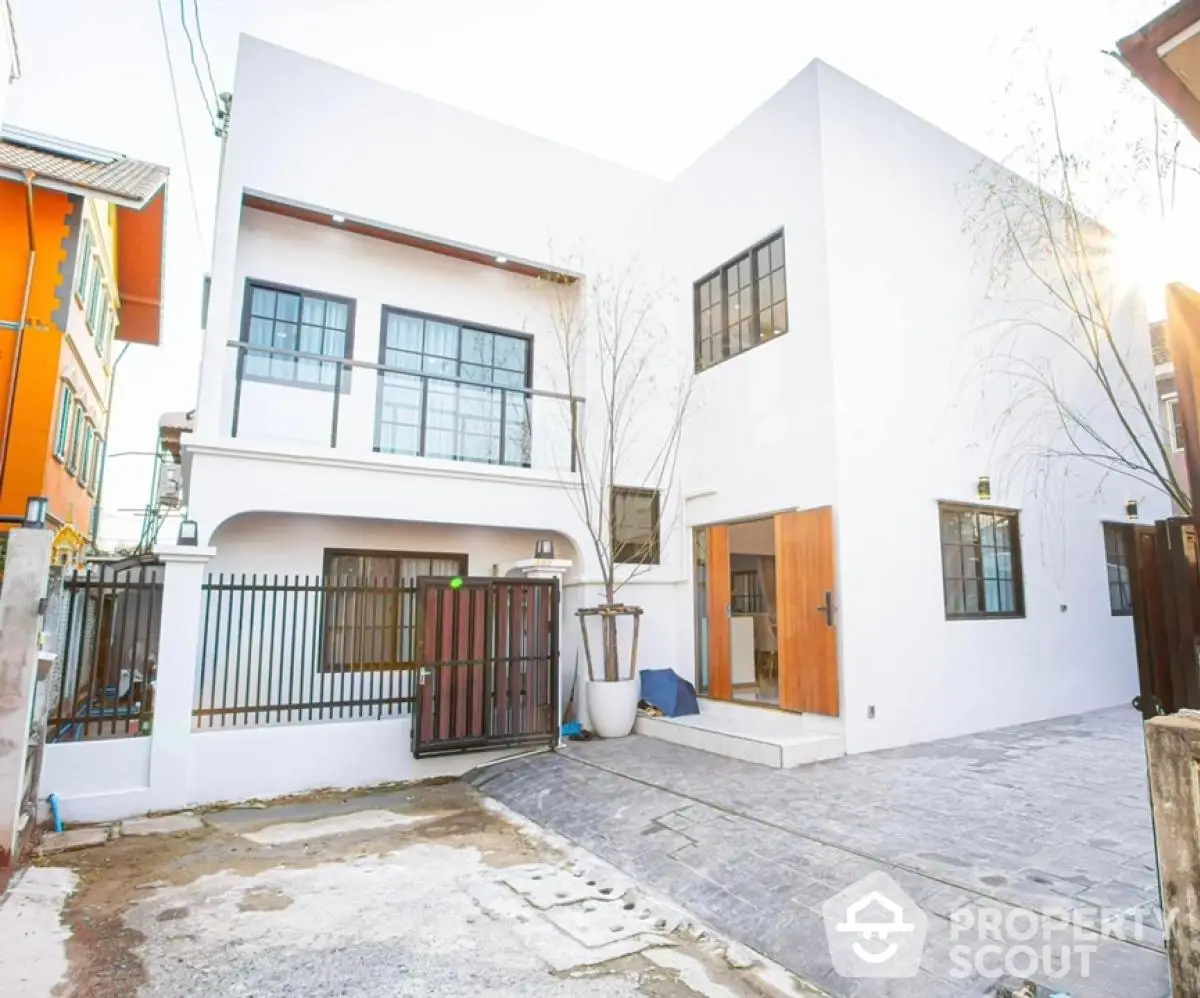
[475,707,1167,997]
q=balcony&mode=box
[224,338,583,475]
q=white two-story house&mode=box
[180,35,1164,772]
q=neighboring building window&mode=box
[1163,394,1184,452]
[241,282,353,390]
[938,503,1024,619]
[321,549,466,672]
[53,382,74,460]
[66,401,85,474]
[79,425,93,487]
[90,434,104,495]
[694,231,787,372]
[1104,523,1134,616]
[75,229,93,300]
[85,269,103,332]
[376,307,532,466]
[612,487,660,565]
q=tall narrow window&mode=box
[79,425,93,487]
[242,282,353,390]
[612,487,661,565]
[53,383,74,460]
[376,307,532,466]
[1104,523,1134,616]
[90,434,104,495]
[1163,394,1184,452]
[321,550,466,672]
[66,401,85,475]
[938,503,1024,619]
[75,230,93,300]
[694,231,787,371]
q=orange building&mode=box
[0,127,167,563]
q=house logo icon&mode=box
[821,871,928,978]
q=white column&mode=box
[0,528,53,863]
[147,544,215,813]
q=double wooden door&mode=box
[705,507,839,715]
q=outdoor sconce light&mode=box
[22,496,48,528]
[177,519,200,546]
[1125,499,1139,521]
[535,539,555,559]
[976,476,991,501]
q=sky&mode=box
[5,0,1192,545]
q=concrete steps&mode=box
[634,700,844,769]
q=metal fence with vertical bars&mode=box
[47,562,163,742]
[194,574,419,727]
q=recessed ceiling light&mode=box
[331,213,346,223]
[495,255,508,264]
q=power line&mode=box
[178,0,219,133]
[192,0,220,109]
[154,0,209,257]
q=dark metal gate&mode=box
[1131,517,1200,718]
[413,577,558,758]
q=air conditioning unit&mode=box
[156,462,183,508]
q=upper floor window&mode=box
[53,382,74,461]
[79,424,94,488]
[376,307,531,466]
[694,232,787,372]
[1103,523,1134,616]
[938,503,1024,619]
[612,487,661,565]
[1163,394,1184,452]
[66,400,86,475]
[241,282,353,391]
[75,229,93,300]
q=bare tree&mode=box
[965,84,1190,514]
[546,260,694,681]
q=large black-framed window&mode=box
[376,306,532,466]
[612,487,661,565]
[938,503,1024,619]
[321,549,466,672]
[694,231,787,372]
[241,281,354,391]
[1103,522,1134,616]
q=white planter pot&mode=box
[587,678,639,738]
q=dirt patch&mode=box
[41,782,544,997]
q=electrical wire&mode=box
[178,0,219,132]
[154,0,210,257]
[192,0,220,110]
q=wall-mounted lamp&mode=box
[22,496,48,528]
[1125,499,1139,521]
[976,476,991,501]
[535,538,555,559]
[177,519,200,546]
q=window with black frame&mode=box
[1103,523,1134,616]
[694,232,787,372]
[612,487,660,565]
[938,503,1024,619]
[242,283,353,390]
[322,550,465,672]
[376,308,532,466]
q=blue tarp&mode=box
[639,669,699,717]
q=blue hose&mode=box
[47,793,63,833]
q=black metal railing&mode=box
[226,339,583,472]
[48,563,162,742]
[195,574,421,728]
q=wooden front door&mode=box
[775,507,839,715]
[706,524,732,701]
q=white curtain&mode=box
[756,555,778,641]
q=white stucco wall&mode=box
[815,64,1166,753]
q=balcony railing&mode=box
[226,339,583,473]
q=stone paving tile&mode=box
[474,708,1169,998]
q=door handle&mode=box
[816,591,834,627]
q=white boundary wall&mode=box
[39,544,531,824]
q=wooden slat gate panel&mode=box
[413,577,559,758]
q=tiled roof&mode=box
[1151,320,1172,367]
[0,126,166,206]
